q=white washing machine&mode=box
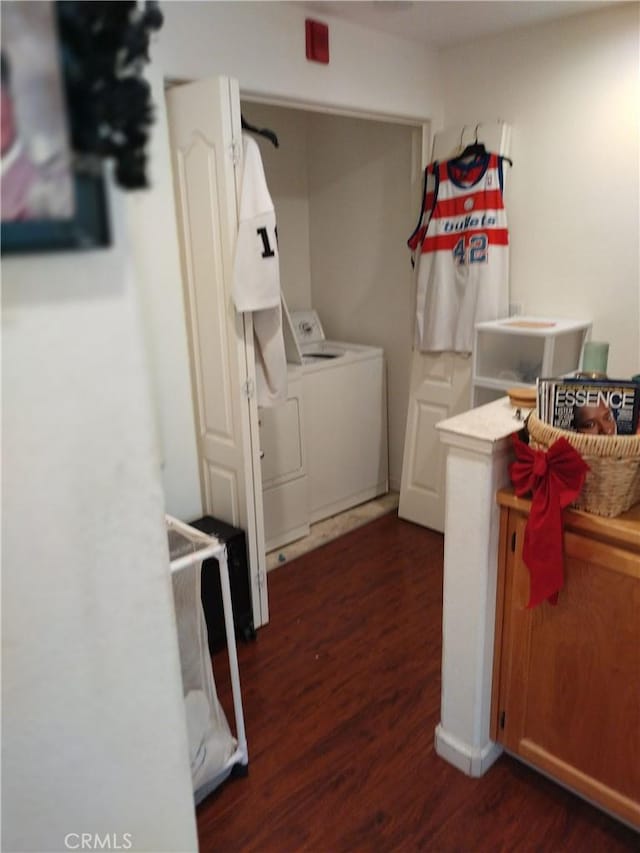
[290,309,388,524]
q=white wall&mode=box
[440,2,640,377]
[234,104,421,491]
[307,113,422,490]
[144,1,441,515]
[156,1,442,122]
[145,1,639,520]
[2,186,198,852]
[132,68,203,522]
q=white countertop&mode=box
[474,316,592,336]
[436,396,527,446]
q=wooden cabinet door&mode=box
[496,511,640,827]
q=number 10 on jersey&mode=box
[453,233,488,266]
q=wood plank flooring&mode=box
[199,513,638,852]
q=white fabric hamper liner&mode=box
[166,515,248,804]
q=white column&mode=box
[434,398,522,776]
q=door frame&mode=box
[165,73,432,609]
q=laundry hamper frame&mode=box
[166,514,248,802]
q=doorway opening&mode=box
[240,98,426,560]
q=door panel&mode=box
[399,122,511,531]
[398,352,470,531]
[174,139,235,443]
[203,462,239,528]
[166,77,268,626]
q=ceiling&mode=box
[296,1,617,48]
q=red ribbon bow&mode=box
[509,435,589,607]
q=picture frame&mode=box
[1,2,111,255]
[1,161,110,255]
[0,160,111,255]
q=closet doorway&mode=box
[165,76,431,630]
[239,98,427,542]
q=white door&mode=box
[398,122,512,531]
[166,77,268,626]
[398,352,471,531]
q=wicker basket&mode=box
[527,412,640,517]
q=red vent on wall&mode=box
[305,19,329,64]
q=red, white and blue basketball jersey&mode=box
[408,152,509,353]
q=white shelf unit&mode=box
[471,317,592,407]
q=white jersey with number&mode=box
[233,134,287,407]
[408,152,509,353]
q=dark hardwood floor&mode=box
[199,513,638,852]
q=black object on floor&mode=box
[189,515,256,652]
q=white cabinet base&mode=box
[263,476,310,554]
[260,368,310,552]
[435,724,503,777]
[435,398,520,776]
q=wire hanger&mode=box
[454,122,513,167]
[241,114,279,148]
[456,125,468,155]
[455,123,487,161]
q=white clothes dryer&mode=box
[289,309,388,523]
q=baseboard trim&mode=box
[434,723,503,778]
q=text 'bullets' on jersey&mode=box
[408,152,510,354]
